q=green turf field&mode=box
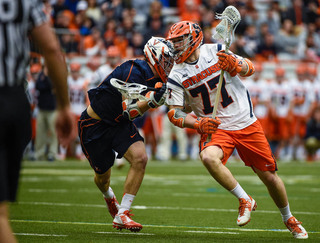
[10,159,320,242]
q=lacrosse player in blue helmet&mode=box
[78,37,174,232]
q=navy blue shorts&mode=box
[78,110,144,174]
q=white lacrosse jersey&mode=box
[292,79,315,116]
[68,76,88,116]
[269,80,293,117]
[244,78,270,119]
[166,44,256,131]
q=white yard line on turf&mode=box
[94,232,154,235]
[14,233,67,237]
[10,219,320,234]
[17,201,320,215]
[184,231,239,234]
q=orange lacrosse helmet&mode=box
[167,21,203,64]
[144,36,174,83]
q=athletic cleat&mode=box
[113,210,143,232]
[104,196,120,219]
[285,216,308,239]
[237,195,257,226]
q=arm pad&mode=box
[167,108,187,128]
[240,58,255,77]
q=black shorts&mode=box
[78,110,144,174]
[0,86,31,202]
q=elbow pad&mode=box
[167,108,187,128]
[241,58,255,77]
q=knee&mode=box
[130,152,148,170]
[200,152,221,168]
[261,172,279,186]
[94,173,110,186]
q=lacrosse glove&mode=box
[193,117,221,134]
[148,83,167,108]
[122,99,143,121]
[217,50,242,77]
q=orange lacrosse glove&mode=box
[217,50,242,77]
[193,117,221,134]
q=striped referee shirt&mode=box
[0,0,47,87]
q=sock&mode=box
[118,193,135,214]
[279,204,293,222]
[230,183,250,200]
[103,187,115,199]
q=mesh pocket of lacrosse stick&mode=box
[213,6,241,46]
[110,78,156,101]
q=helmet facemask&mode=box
[144,37,174,82]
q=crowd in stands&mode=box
[26,0,320,162]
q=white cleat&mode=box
[113,210,142,232]
[285,216,308,239]
[237,195,257,226]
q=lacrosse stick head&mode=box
[144,37,174,83]
[167,21,203,64]
[213,6,241,49]
[110,78,149,101]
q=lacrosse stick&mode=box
[212,6,241,118]
[110,78,158,101]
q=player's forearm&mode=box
[167,106,197,129]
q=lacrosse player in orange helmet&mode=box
[78,37,174,232]
[165,20,308,239]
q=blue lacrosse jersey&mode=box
[88,59,161,126]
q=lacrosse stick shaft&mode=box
[212,44,230,119]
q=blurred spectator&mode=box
[102,19,117,48]
[131,0,155,18]
[24,64,42,161]
[82,27,106,56]
[64,0,79,14]
[256,33,279,62]
[60,32,79,58]
[88,46,121,89]
[86,0,102,23]
[276,19,303,60]
[52,0,69,20]
[304,106,320,161]
[128,31,145,57]
[114,28,130,58]
[282,0,307,26]
[242,25,259,58]
[35,65,58,161]
[180,0,201,23]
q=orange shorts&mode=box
[199,120,277,172]
[269,117,291,141]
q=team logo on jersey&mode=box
[182,63,220,88]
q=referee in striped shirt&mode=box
[0,1,76,242]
